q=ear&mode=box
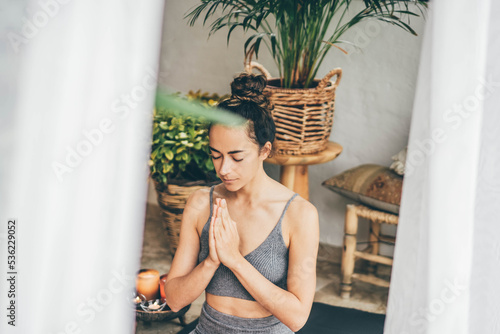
[259,141,272,160]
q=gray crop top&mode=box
[198,186,298,301]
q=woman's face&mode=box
[209,124,269,191]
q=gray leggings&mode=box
[190,301,294,334]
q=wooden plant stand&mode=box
[265,141,342,200]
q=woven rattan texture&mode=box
[351,204,399,225]
[245,61,341,155]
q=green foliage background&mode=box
[149,91,229,190]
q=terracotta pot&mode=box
[159,273,168,300]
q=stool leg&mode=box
[367,221,381,275]
[341,204,358,299]
[294,165,309,200]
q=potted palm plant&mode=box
[186,0,427,154]
[150,91,229,254]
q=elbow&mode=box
[289,322,306,333]
[288,314,309,332]
[167,303,182,313]
[164,295,183,313]
[164,282,183,313]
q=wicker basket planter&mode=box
[245,61,342,155]
[154,179,220,255]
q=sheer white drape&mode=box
[1,1,164,333]
[385,1,500,333]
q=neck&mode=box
[231,165,270,205]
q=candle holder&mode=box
[134,269,191,325]
[140,299,167,312]
[128,291,147,309]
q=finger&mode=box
[213,203,219,220]
[212,204,217,220]
[217,206,227,231]
[216,205,222,220]
[209,215,218,249]
[221,200,231,227]
[209,212,216,240]
[215,203,222,221]
[214,215,221,232]
[215,217,224,241]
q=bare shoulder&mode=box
[183,187,213,231]
[287,196,319,232]
[185,187,211,212]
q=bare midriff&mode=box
[206,292,273,318]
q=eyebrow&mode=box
[209,146,245,154]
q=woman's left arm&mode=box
[215,198,319,332]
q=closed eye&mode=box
[211,155,242,162]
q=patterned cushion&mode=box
[322,164,403,214]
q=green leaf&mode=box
[205,159,214,170]
[165,150,174,160]
[151,147,160,160]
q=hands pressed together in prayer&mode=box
[207,198,242,269]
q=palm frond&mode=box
[185,0,427,88]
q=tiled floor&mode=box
[135,204,390,334]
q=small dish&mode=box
[127,290,147,308]
[140,299,167,312]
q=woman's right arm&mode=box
[164,189,220,312]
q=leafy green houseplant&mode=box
[150,91,229,191]
[187,0,427,89]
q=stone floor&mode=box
[135,204,390,334]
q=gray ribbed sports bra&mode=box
[198,186,298,301]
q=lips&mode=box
[222,178,237,182]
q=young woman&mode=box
[164,73,319,333]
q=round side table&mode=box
[265,141,343,200]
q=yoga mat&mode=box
[177,318,198,334]
[177,302,385,334]
[297,302,385,334]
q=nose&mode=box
[219,157,232,177]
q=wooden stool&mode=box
[265,141,343,200]
[340,204,399,299]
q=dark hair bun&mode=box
[215,72,276,153]
[230,73,270,109]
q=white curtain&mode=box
[385,0,500,333]
[1,1,164,333]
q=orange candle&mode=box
[159,273,168,300]
[136,269,160,300]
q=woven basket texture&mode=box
[245,61,342,155]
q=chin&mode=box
[222,180,242,192]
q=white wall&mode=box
[154,0,426,248]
